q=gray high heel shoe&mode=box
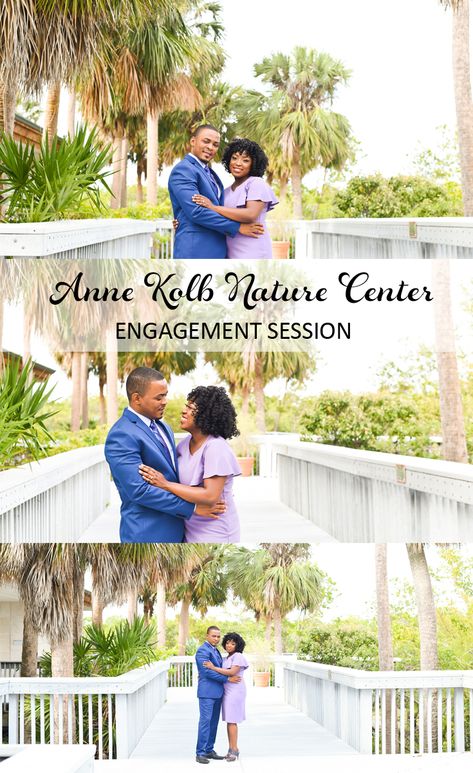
[226,749,239,762]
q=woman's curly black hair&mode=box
[222,138,269,178]
[222,632,246,653]
[187,386,239,440]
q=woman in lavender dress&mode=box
[203,632,248,762]
[191,138,278,259]
[138,386,241,543]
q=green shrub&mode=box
[0,360,58,469]
[0,126,112,222]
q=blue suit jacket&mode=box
[104,408,194,542]
[195,641,227,699]
[168,154,240,258]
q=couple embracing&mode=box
[195,626,248,764]
[168,124,278,259]
[104,367,242,543]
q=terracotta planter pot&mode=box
[253,671,271,687]
[237,456,254,477]
[272,240,290,259]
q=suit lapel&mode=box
[124,409,176,475]
[185,154,222,204]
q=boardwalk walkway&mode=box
[79,477,335,543]
[94,689,473,773]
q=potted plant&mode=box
[231,432,255,477]
[250,641,273,687]
[267,200,292,258]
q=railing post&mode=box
[115,694,129,759]
[192,661,198,688]
[454,687,465,751]
[357,689,373,754]
[8,694,18,744]
[294,222,312,259]
[274,659,284,689]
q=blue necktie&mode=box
[149,420,174,468]
[203,164,220,199]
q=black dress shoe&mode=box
[204,751,225,760]
[196,755,210,764]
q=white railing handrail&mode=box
[0,219,156,257]
[282,659,473,688]
[0,445,107,513]
[0,661,168,696]
[274,440,473,503]
[300,217,473,246]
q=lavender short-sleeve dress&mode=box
[177,435,241,543]
[222,652,248,723]
[225,176,278,259]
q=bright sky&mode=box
[220,0,458,181]
[100,543,473,625]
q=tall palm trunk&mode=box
[91,593,105,627]
[156,581,167,647]
[451,0,473,215]
[20,613,38,677]
[254,355,266,432]
[375,544,394,753]
[136,159,145,203]
[51,551,75,742]
[127,588,138,623]
[98,372,106,424]
[44,81,62,144]
[120,137,128,207]
[241,384,250,418]
[432,261,468,462]
[71,352,82,431]
[72,563,84,645]
[273,603,283,654]
[291,149,303,218]
[110,135,123,209]
[178,594,191,655]
[22,306,32,367]
[67,86,76,138]
[147,112,159,205]
[406,543,439,750]
[264,614,272,643]
[406,545,438,670]
[0,81,16,136]
[80,352,89,429]
[106,328,118,425]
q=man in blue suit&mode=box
[104,367,223,542]
[195,626,240,764]
[168,124,264,258]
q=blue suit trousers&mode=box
[196,697,222,756]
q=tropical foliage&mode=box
[0,359,57,468]
[0,127,112,222]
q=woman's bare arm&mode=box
[139,466,226,507]
[192,194,265,223]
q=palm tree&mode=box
[237,47,352,217]
[432,260,468,462]
[228,544,324,654]
[168,545,228,655]
[440,1,473,214]
[375,544,395,752]
[406,544,439,671]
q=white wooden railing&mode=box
[167,654,296,689]
[283,660,473,755]
[0,661,168,760]
[0,219,155,259]
[274,440,473,541]
[294,218,473,258]
[0,446,110,541]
